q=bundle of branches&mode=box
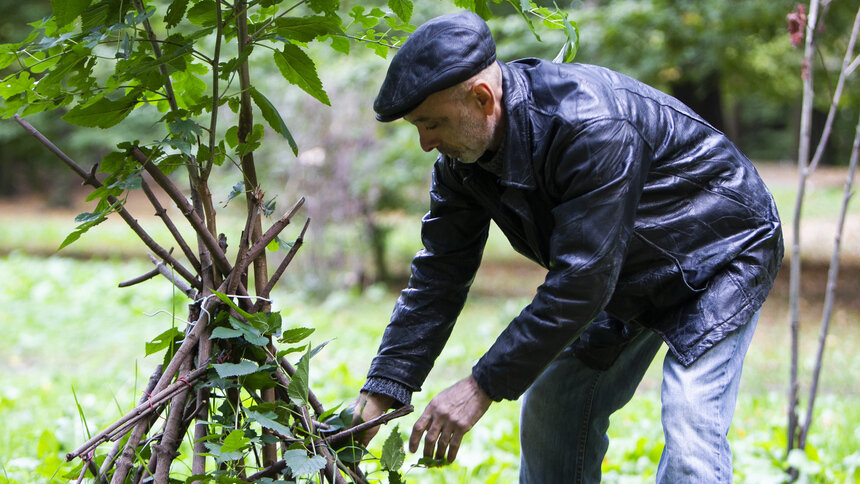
[16,116,413,483]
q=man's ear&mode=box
[471,82,496,116]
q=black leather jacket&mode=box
[365,59,783,403]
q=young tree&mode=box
[785,1,860,481]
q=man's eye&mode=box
[424,124,438,130]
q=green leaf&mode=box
[250,87,298,155]
[145,327,182,356]
[157,154,185,175]
[212,360,259,378]
[274,16,341,43]
[380,425,405,472]
[186,0,217,26]
[307,0,339,15]
[52,0,93,27]
[221,429,250,453]
[203,441,243,463]
[58,202,116,251]
[286,347,310,406]
[283,449,326,477]
[329,35,350,55]
[165,0,190,29]
[279,327,315,344]
[228,316,269,346]
[169,118,203,141]
[388,471,404,484]
[99,150,132,174]
[273,45,330,106]
[552,15,579,63]
[246,409,292,437]
[210,327,243,339]
[388,0,413,23]
[62,90,140,129]
[224,181,244,206]
[212,290,253,320]
[225,126,239,148]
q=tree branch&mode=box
[324,405,414,447]
[787,0,822,458]
[13,116,200,290]
[255,217,310,306]
[147,253,198,298]
[68,365,210,462]
[141,178,202,273]
[807,6,860,173]
[233,198,305,296]
[132,147,233,277]
[799,113,860,449]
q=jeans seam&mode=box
[575,371,602,484]
[710,329,741,483]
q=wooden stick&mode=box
[324,406,414,447]
[255,217,310,306]
[141,178,202,273]
[67,365,209,461]
[118,267,160,288]
[147,253,198,299]
[13,116,200,289]
[132,147,233,277]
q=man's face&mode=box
[404,89,496,164]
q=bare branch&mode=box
[67,365,210,462]
[118,267,160,288]
[147,253,198,299]
[808,6,860,173]
[799,114,860,449]
[256,217,310,305]
[141,178,202,273]
[13,116,200,290]
[233,198,305,296]
[132,147,233,277]
[787,0,823,457]
[324,405,414,447]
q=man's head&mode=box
[373,12,505,163]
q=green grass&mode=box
[1,250,859,483]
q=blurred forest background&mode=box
[1,0,859,482]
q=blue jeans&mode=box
[519,313,759,483]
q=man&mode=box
[353,11,783,483]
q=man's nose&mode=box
[418,131,439,152]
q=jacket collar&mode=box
[495,60,536,190]
[450,60,537,190]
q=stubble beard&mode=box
[449,104,496,164]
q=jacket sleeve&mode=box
[472,118,653,401]
[365,159,491,395]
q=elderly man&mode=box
[353,11,783,483]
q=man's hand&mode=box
[409,375,492,463]
[350,392,395,446]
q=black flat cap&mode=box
[373,11,496,122]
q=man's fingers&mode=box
[409,412,430,453]
[446,434,462,462]
[422,418,444,458]
[435,430,453,461]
